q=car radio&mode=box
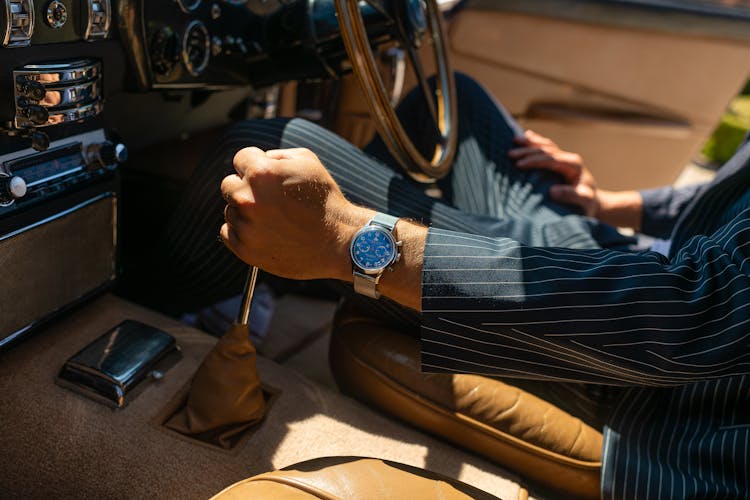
[0,129,125,210]
[0,128,125,347]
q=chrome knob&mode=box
[0,175,28,206]
[87,141,128,169]
[99,142,128,165]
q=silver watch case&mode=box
[349,225,401,275]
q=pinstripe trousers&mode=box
[153,75,750,498]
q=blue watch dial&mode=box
[351,226,396,272]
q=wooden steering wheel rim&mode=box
[335,0,459,182]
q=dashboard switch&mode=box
[22,104,50,125]
[3,0,35,47]
[16,77,46,101]
[84,0,111,40]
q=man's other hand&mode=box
[509,130,643,230]
[509,129,601,217]
[220,147,373,281]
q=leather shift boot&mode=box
[166,323,266,448]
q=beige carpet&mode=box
[0,295,527,499]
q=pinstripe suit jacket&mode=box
[421,142,750,497]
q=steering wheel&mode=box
[335,0,458,182]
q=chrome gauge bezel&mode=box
[181,20,210,76]
[45,0,68,29]
[176,0,201,13]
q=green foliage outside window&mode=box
[702,92,750,165]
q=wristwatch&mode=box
[350,213,402,299]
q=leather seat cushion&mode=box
[329,308,602,499]
[211,456,506,500]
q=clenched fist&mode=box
[220,147,374,281]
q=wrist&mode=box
[329,201,376,282]
[597,190,643,230]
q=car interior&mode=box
[2,1,750,498]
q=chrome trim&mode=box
[15,60,101,85]
[34,79,101,108]
[16,97,103,128]
[3,0,35,48]
[84,0,112,40]
[26,166,84,188]
[181,20,211,76]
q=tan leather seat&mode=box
[329,307,602,499]
[211,456,508,499]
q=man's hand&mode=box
[220,147,373,281]
[509,129,600,217]
[509,130,643,230]
[220,146,427,310]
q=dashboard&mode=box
[0,0,398,347]
[0,0,393,140]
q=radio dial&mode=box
[0,175,28,206]
[100,142,129,165]
[86,141,128,169]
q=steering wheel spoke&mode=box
[405,44,440,135]
[336,0,458,181]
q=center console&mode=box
[0,1,123,347]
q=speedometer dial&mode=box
[182,20,210,76]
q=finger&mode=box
[516,154,578,181]
[549,184,585,206]
[515,153,556,168]
[233,147,266,177]
[508,146,543,159]
[219,222,242,252]
[513,135,531,145]
[223,205,254,233]
[265,148,311,160]
[524,129,553,146]
[220,174,248,206]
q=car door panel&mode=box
[449,1,750,189]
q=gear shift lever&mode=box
[165,266,266,448]
[238,266,259,326]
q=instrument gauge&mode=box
[182,20,211,76]
[175,0,201,13]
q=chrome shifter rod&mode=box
[237,266,259,326]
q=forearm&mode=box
[420,226,750,386]
[596,189,643,231]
